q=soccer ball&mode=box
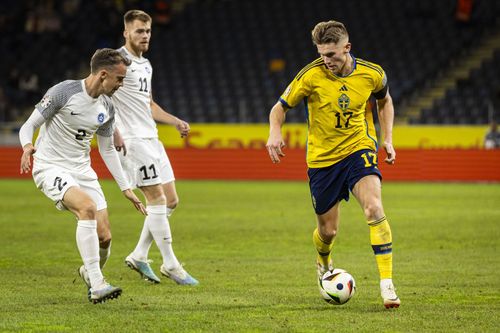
[319,269,356,305]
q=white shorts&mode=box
[120,138,175,189]
[32,164,107,211]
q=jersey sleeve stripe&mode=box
[294,58,325,81]
[356,60,384,77]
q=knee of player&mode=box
[146,193,167,206]
[318,226,337,241]
[99,233,112,247]
[76,201,98,220]
[363,202,384,221]
[324,229,337,240]
[167,197,179,209]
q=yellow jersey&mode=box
[280,55,387,168]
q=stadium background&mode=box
[0,0,499,181]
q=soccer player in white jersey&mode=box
[111,10,198,285]
[19,48,147,304]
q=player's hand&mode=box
[123,189,147,215]
[266,134,286,164]
[383,142,396,165]
[176,119,190,138]
[113,130,127,156]
[20,144,36,174]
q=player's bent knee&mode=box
[150,194,167,206]
[323,229,337,241]
[363,203,384,221]
[318,225,337,241]
[76,201,98,220]
[99,235,112,248]
[167,197,179,209]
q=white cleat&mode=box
[125,255,161,284]
[380,279,401,309]
[160,264,199,286]
[89,282,122,304]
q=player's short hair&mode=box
[311,20,349,45]
[90,48,131,73]
[124,9,152,26]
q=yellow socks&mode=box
[368,216,393,280]
[313,228,334,267]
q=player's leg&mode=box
[308,163,349,280]
[153,139,197,285]
[140,184,198,285]
[82,179,113,270]
[124,183,163,283]
[77,209,112,291]
[77,180,113,284]
[158,138,179,217]
[95,209,112,269]
[162,180,179,217]
[351,174,400,308]
[314,201,340,277]
[120,138,161,282]
[63,187,121,303]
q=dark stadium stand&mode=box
[415,49,500,124]
[1,0,499,124]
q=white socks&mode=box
[137,205,180,270]
[131,219,154,261]
[76,220,104,289]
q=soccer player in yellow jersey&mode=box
[266,20,400,309]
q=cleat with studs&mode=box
[125,255,161,283]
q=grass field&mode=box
[1,179,499,332]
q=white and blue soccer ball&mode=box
[319,268,356,305]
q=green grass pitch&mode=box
[0,179,499,332]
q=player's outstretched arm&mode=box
[266,102,287,163]
[151,99,190,138]
[18,109,45,174]
[97,134,147,215]
[377,91,396,165]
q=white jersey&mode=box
[33,80,115,173]
[112,46,158,139]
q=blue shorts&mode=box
[308,149,382,215]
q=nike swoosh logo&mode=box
[131,69,136,72]
[70,111,81,115]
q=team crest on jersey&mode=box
[39,95,52,109]
[145,66,151,74]
[97,113,105,123]
[338,93,350,111]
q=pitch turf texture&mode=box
[1,180,499,332]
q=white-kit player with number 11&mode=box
[19,48,147,304]
[111,10,198,285]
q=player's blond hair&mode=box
[124,9,152,26]
[311,20,349,45]
[90,48,131,73]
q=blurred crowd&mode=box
[0,0,174,122]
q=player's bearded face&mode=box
[317,41,351,76]
[126,20,151,54]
